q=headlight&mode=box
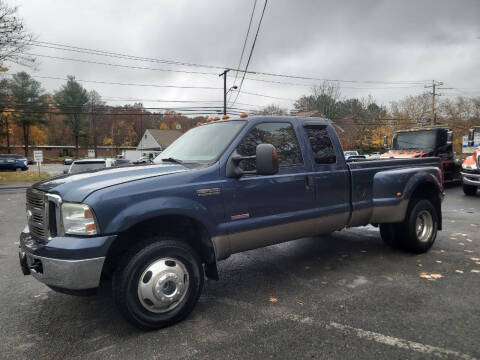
[61,203,98,235]
[462,162,477,170]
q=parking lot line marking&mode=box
[327,322,477,360]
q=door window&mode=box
[304,126,336,164]
[236,122,303,171]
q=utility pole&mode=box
[92,103,97,158]
[219,69,230,115]
[425,80,452,125]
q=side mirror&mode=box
[256,144,279,175]
[63,169,68,175]
[383,135,389,148]
[226,143,279,178]
[446,130,453,145]
[468,129,474,146]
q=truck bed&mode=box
[347,157,442,227]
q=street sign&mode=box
[33,150,43,163]
[88,149,95,158]
[33,150,43,175]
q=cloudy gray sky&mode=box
[7,0,480,113]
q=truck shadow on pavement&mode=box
[20,227,429,356]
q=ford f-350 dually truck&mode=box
[19,116,443,329]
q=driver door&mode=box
[223,121,316,254]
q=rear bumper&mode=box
[461,172,480,186]
[19,227,116,290]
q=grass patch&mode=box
[0,171,52,184]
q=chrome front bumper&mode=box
[19,228,114,290]
[19,250,104,290]
[461,172,480,186]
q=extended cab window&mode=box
[304,125,336,164]
[237,122,303,171]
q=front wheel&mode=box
[463,183,478,196]
[113,238,204,330]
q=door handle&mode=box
[305,175,314,192]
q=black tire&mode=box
[399,199,438,253]
[463,183,477,196]
[380,199,438,253]
[113,238,204,330]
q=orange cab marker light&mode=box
[396,192,402,197]
[213,116,220,121]
[240,112,248,118]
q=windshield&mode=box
[70,161,106,173]
[154,121,246,163]
[392,131,437,150]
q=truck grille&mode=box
[26,188,48,241]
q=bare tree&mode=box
[294,81,341,119]
[0,1,35,67]
[390,92,431,125]
[257,104,288,116]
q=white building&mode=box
[137,129,183,152]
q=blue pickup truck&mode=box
[19,116,444,329]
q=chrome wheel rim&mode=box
[137,257,189,313]
[415,210,433,243]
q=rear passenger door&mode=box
[303,124,350,232]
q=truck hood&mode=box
[381,150,429,159]
[462,149,479,169]
[33,163,189,202]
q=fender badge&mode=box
[197,188,221,196]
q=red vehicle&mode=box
[461,126,480,196]
[382,127,461,184]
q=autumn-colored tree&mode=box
[0,108,14,152]
[54,76,89,158]
[8,72,48,156]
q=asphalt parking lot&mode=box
[1,186,479,359]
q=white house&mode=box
[136,129,183,152]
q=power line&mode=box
[243,76,427,89]
[22,40,432,85]
[0,106,429,124]
[231,0,268,106]
[6,73,223,90]
[101,96,259,107]
[0,109,248,116]
[229,0,258,104]
[27,40,226,70]
[232,89,296,101]
[23,53,219,76]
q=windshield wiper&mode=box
[161,157,183,164]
